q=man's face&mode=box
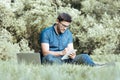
[57,21,70,34]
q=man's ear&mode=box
[56,19,59,24]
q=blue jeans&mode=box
[42,54,95,66]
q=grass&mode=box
[0,54,120,80]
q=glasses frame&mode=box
[59,22,69,28]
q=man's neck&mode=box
[54,24,60,35]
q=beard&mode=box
[56,23,66,34]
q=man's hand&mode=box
[61,49,77,60]
[69,53,76,59]
[61,48,69,55]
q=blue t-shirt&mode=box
[39,24,73,51]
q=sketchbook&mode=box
[61,49,77,60]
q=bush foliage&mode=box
[0,0,120,60]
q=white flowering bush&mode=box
[67,0,120,55]
[0,28,20,61]
[0,0,120,61]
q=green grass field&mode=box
[0,54,120,80]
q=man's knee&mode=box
[77,54,93,62]
[80,54,90,59]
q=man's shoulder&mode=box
[41,26,53,33]
[65,29,72,34]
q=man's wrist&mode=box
[59,51,63,56]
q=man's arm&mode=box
[41,43,65,56]
[41,43,75,57]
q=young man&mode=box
[39,13,95,66]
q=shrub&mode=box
[0,0,120,61]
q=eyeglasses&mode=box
[59,22,69,28]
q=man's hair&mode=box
[57,13,72,22]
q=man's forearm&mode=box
[42,51,63,56]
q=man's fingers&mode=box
[64,48,67,51]
[69,53,76,59]
[64,48,69,51]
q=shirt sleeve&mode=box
[39,30,49,43]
